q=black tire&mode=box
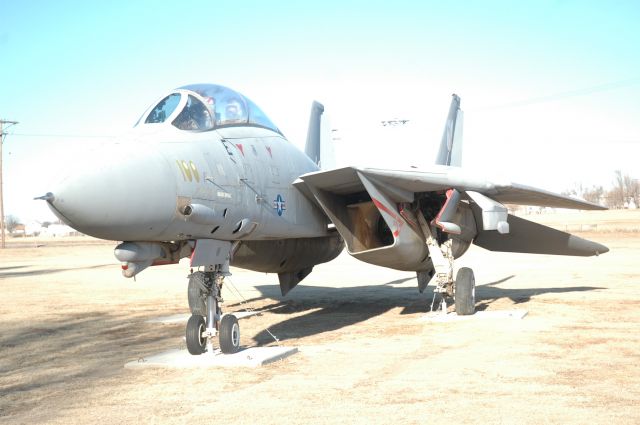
[186,314,207,355]
[219,314,240,354]
[188,272,207,316]
[455,267,475,316]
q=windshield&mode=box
[179,84,281,134]
[139,84,282,134]
[145,93,181,124]
[172,95,213,131]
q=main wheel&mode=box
[186,314,207,355]
[188,272,207,316]
[219,314,240,354]
[455,267,475,316]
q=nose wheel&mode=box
[219,314,240,353]
[185,270,241,355]
[186,314,207,355]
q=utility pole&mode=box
[0,119,19,249]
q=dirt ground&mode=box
[1,211,639,424]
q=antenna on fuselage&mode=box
[305,101,324,167]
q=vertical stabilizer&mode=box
[305,101,325,166]
[435,94,464,167]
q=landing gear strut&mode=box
[185,269,240,355]
[417,213,476,315]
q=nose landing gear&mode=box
[185,269,241,355]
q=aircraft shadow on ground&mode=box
[227,276,605,345]
[474,275,605,311]
[0,265,29,272]
[0,264,114,279]
[0,310,177,417]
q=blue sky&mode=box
[1,1,639,221]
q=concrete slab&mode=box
[146,314,189,324]
[420,309,528,322]
[125,346,298,369]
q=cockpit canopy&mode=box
[139,84,281,134]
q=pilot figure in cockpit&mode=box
[200,96,218,123]
[225,98,243,121]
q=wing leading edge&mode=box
[297,166,606,210]
[296,166,608,258]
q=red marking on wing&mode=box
[235,144,245,156]
[432,188,454,231]
[189,241,196,267]
[399,205,418,229]
[372,197,404,238]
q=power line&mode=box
[472,77,640,112]
[1,119,19,249]
[9,132,116,138]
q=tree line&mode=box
[562,170,639,208]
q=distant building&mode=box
[25,222,44,236]
[42,224,78,237]
[12,224,26,236]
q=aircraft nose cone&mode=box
[594,242,609,256]
[48,143,176,240]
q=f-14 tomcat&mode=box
[39,83,608,355]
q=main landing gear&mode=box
[185,269,240,355]
[417,214,476,315]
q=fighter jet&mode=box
[38,83,608,355]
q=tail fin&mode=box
[435,94,464,167]
[305,101,324,166]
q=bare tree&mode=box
[604,170,638,208]
[611,170,625,207]
[4,215,20,234]
[562,172,637,208]
[624,174,639,205]
[582,185,604,204]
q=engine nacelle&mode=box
[302,172,432,272]
[302,171,479,273]
[231,234,344,274]
[342,199,431,271]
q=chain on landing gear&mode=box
[417,214,455,313]
[434,240,455,295]
[185,266,240,355]
[429,240,456,312]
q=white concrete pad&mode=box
[146,310,260,324]
[146,314,189,324]
[420,309,528,322]
[125,346,298,369]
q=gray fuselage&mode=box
[50,122,331,242]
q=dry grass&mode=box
[1,211,639,424]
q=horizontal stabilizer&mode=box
[473,213,608,256]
